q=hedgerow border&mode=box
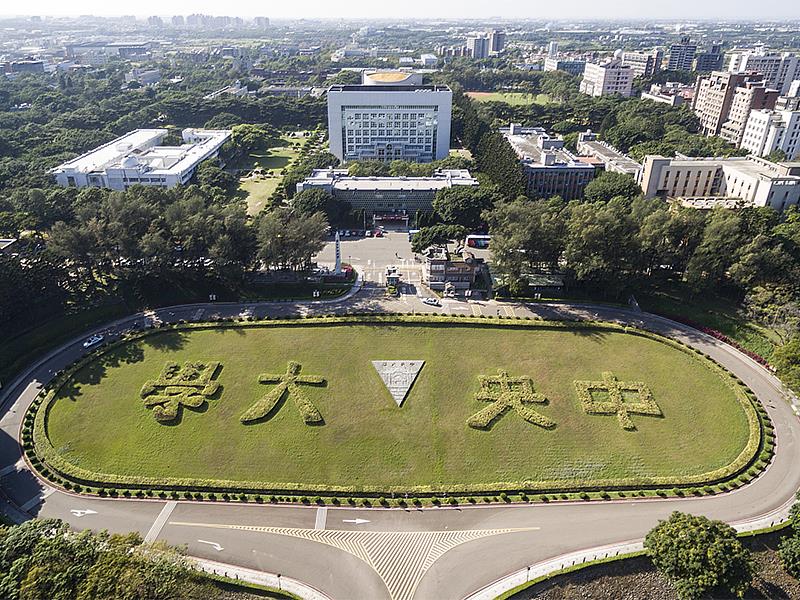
[21,314,774,502]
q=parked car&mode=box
[82,334,104,348]
[421,297,441,307]
[375,230,384,237]
[365,230,373,237]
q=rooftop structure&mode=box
[52,128,231,191]
[500,124,596,200]
[577,131,643,178]
[640,154,800,212]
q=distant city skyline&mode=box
[1,0,799,20]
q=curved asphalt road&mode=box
[1,285,798,600]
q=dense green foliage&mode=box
[645,511,754,599]
[0,519,236,600]
[410,224,468,253]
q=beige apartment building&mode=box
[692,72,773,136]
[640,155,800,212]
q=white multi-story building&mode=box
[327,71,452,163]
[52,128,231,190]
[728,49,800,95]
[466,36,490,59]
[741,109,800,160]
[622,49,663,78]
[580,52,634,97]
[640,154,800,212]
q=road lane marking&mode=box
[470,304,482,316]
[19,486,55,512]
[314,506,328,530]
[70,509,98,517]
[169,522,539,600]
[197,539,224,551]
[503,306,516,318]
[343,518,370,525]
[144,501,177,543]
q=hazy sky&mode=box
[3,0,799,20]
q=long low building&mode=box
[640,154,800,211]
[52,128,232,190]
[577,130,642,178]
[296,168,478,226]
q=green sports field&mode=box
[42,320,755,494]
[466,91,554,106]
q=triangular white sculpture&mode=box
[372,360,425,407]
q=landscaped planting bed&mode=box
[23,315,770,501]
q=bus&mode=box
[465,234,491,249]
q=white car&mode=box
[82,334,104,349]
[421,297,441,307]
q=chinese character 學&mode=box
[140,362,221,422]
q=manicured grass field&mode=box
[466,91,554,106]
[45,322,751,492]
[239,135,303,216]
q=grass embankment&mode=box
[639,289,779,361]
[44,322,751,493]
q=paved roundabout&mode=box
[1,284,799,600]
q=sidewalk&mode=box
[192,556,332,600]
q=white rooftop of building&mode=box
[301,168,478,191]
[52,128,232,178]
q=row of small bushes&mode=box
[22,314,772,502]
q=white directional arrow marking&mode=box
[343,518,371,525]
[70,509,98,517]
[197,539,224,552]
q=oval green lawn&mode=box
[45,322,752,492]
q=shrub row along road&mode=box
[1,285,798,600]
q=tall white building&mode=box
[580,52,634,97]
[327,71,452,163]
[52,128,231,190]
[728,49,800,95]
[622,49,663,78]
[488,30,506,55]
[741,109,800,160]
[466,36,490,59]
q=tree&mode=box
[563,199,641,297]
[432,186,500,230]
[410,224,467,254]
[347,161,391,177]
[475,131,526,199]
[256,207,328,270]
[292,188,345,224]
[779,535,800,578]
[484,197,567,292]
[194,160,237,193]
[773,336,800,393]
[684,209,745,292]
[583,171,642,202]
[644,511,753,599]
